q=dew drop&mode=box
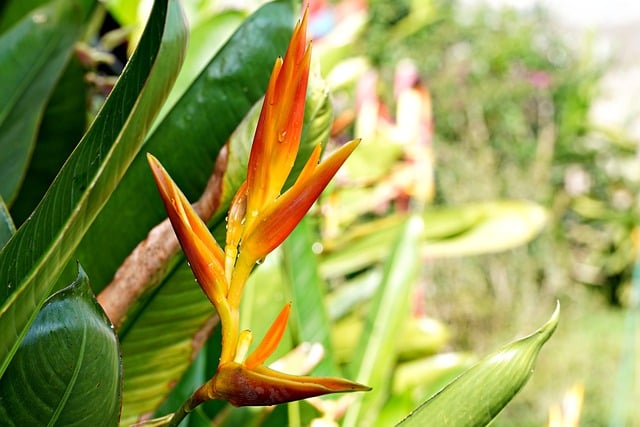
[278,130,287,143]
[256,257,265,265]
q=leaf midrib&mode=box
[48,315,87,425]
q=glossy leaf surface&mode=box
[9,55,88,225]
[0,267,121,426]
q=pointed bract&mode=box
[246,9,311,221]
[245,302,292,369]
[212,362,371,407]
[243,139,360,260]
[147,154,227,305]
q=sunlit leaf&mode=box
[397,303,560,427]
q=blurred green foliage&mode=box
[324,0,638,425]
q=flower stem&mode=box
[166,387,208,427]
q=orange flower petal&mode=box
[212,362,370,407]
[244,139,360,260]
[147,154,227,305]
[245,302,292,369]
[246,11,311,219]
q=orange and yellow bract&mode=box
[147,9,367,408]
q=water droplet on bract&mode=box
[278,130,287,143]
[256,257,265,265]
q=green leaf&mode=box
[0,0,187,377]
[156,10,246,125]
[118,267,216,426]
[0,0,95,204]
[0,265,122,426]
[397,303,560,427]
[9,55,88,226]
[343,215,423,427]
[282,218,340,377]
[0,198,15,248]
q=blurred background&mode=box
[305,0,639,425]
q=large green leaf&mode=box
[343,215,423,427]
[0,0,95,204]
[155,10,246,126]
[0,0,187,377]
[397,303,560,427]
[0,266,121,426]
[421,200,548,258]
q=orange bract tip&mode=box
[245,302,292,369]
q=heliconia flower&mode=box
[146,9,368,413]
